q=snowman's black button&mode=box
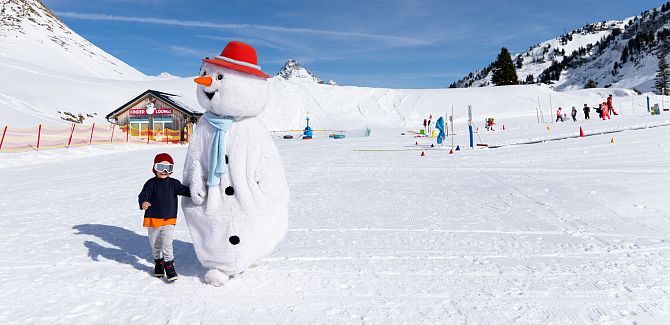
[229,236,240,245]
[225,155,229,164]
[225,186,234,195]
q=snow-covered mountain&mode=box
[451,2,670,92]
[274,59,336,85]
[0,0,147,80]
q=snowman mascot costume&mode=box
[182,41,289,286]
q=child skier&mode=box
[583,104,590,120]
[138,153,191,281]
[571,106,577,122]
[556,107,564,122]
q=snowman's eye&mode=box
[201,70,207,76]
[217,73,223,80]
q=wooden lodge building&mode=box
[106,90,202,143]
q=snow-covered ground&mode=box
[1,111,669,324]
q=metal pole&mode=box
[468,105,474,149]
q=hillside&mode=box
[451,2,670,92]
[0,0,147,80]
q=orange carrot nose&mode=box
[194,76,212,86]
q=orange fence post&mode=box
[177,119,182,144]
[67,123,75,148]
[89,123,95,145]
[37,124,42,150]
[0,126,7,151]
[110,125,115,143]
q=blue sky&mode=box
[43,0,666,88]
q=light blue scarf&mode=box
[204,112,234,186]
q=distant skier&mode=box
[595,103,602,119]
[423,118,427,134]
[607,94,618,115]
[556,107,564,122]
[427,117,432,134]
[601,102,611,120]
[138,153,191,282]
[583,104,591,120]
[485,118,495,131]
[571,106,577,122]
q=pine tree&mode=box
[656,54,670,95]
[584,79,598,89]
[491,47,519,86]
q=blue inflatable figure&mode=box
[435,117,446,145]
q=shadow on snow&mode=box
[72,224,204,280]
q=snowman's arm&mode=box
[184,124,207,205]
[253,144,289,204]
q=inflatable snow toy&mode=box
[302,135,312,140]
[333,134,345,139]
[283,135,294,139]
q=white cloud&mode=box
[55,12,431,47]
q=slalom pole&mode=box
[89,123,95,145]
[535,96,542,124]
[110,124,115,143]
[147,127,151,144]
[0,126,7,151]
[126,125,129,143]
[468,105,474,149]
[549,95,553,123]
[67,123,75,148]
[450,105,454,150]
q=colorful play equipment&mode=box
[303,116,313,139]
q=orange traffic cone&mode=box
[420,151,425,156]
[579,127,585,137]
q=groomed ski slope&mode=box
[1,113,669,324]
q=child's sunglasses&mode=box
[154,163,174,173]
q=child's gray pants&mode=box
[148,225,175,262]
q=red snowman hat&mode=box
[203,41,270,79]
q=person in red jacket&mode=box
[556,107,564,122]
[607,94,618,115]
[601,102,611,120]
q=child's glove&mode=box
[190,161,207,205]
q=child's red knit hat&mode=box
[154,153,174,164]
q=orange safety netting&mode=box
[0,123,186,153]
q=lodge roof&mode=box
[106,89,203,120]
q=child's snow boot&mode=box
[164,260,178,282]
[153,258,165,278]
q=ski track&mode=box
[0,118,669,324]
